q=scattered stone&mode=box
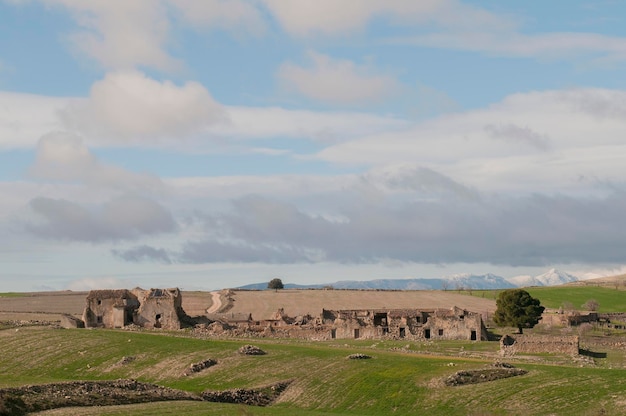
[184,359,217,376]
[0,379,201,415]
[118,356,135,366]
[444,363,527,387]
[201,380,292,407]
[238,345,266,355]
[347,353,371,360]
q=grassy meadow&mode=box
[469,286,626,312]
[2,326,626,415]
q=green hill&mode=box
[470,286,626,312]
[2,326,626,415]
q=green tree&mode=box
[267,278,284,291]
[494,289,545,334]
[582,299,599,311]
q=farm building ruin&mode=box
[82,288,188,330]
[206,306,488,341]
[80,288,486,341]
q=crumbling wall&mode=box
[319,307,486,341]
[132,288,184,330]
[82,288,188,330]
[500,334,579,356]
[83,290,139,328]
[423,307,487,341]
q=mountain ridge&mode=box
[237,269,584,290]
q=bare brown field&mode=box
[1,289,495,322]
[0,291,214,321]
[225,289,496,319]
[0,291,86,316]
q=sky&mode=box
[2,0,626,292]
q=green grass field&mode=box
[469,286,626,312]
[2,326,626,415]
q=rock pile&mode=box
[238,345,266,355]
[444,363,527,387]
[202,380,292,407]
[0,379,200,415]
[347,353,372,359]
[184,359,217,376]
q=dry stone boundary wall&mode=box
[500,334,579,356]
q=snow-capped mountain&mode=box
[445,273,516,290]
[507,269,580,287]
[506,274,538,287]
[533,268,579,286]
[237,269,581,291]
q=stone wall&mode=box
[500,334,579,356]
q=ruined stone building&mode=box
[82,288,187,330]
[208,306,487,341]
[322,306,487,341]
[500,334,580,356]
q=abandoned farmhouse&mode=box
[77,288,487,341]
[205,307,487,341]
[82,288,188,330]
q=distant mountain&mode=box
[532,268,579,286]
[235,269,581,291]
[506,274,538,287]
[445,273,516,290]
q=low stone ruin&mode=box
[500,334,580,356]
[444,362,527,387]
[0,379,293,414]
[201,380,292,407]
[238,345,266,355]
[0,379,200,415]
[184,359,217,376]
[347,353,372,359]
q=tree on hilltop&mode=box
[267,278,284,292]
[494,289,545,334]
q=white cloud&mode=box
[0,88,407,150]
[169,0,265,34]
[62,70,227,145]
[217,106,409,143]
[28,131,164,192]
[261,0,509,37]
[278,51,400,105]
[316,88,626,194]
[393,29,626,64]
[43,0,178,70]
[0,91,65,149]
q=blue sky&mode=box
[2,0,626,291]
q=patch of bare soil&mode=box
[443,362,527,387]
[0,292,86,318]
